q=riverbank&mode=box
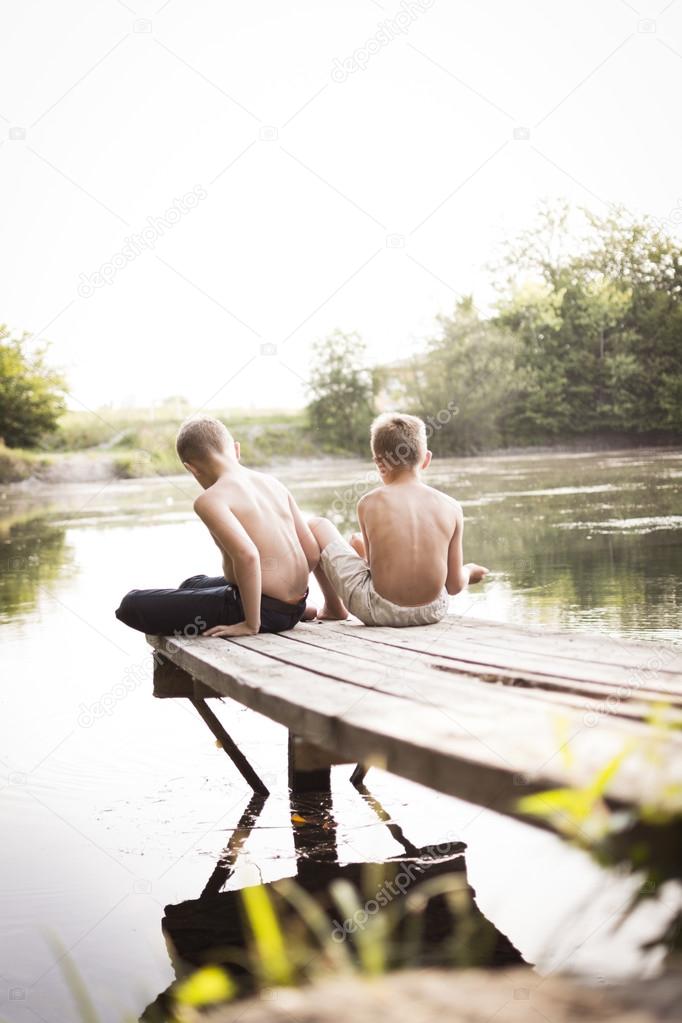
[0,407,320,484]
[2,409,680,487]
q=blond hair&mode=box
[370,412,427,469]
[176,415,233,464]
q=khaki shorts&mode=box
[320,539,449,628]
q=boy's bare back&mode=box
[359,479,459,606]
[195,467,314,604]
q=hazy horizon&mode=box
[4,0,682,415]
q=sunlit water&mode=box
[1,449,681,1021]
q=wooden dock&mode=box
[147,616,682,822]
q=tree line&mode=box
[2,202,681,457]
[307,203,682,456]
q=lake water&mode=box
[1,448,681,1021]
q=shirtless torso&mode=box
[358,479,460,606]
[195,466,316,605]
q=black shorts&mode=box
[115,574,307,636]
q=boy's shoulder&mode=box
[420,484,463,524]
[192,473,245,512]
[357,485,384,509]
[193,480,225,516]
[425,482,461,507]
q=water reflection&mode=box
[2,448,680,637]
[0,449,680,1022]
[141,783,520,1021]
[0,510,74,621]
[278,449,682,639]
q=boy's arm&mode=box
[287,494,320,570]
[445,503,489,595]
[355,496,371,564]
[193,494,262,635]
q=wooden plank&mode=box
[271,627,682,724]
[317,620,682,698]
[416,614,682,666]
[147,634,682,818]
[234,632,682,736]
[350,615,682,677]
[351,613,682,679]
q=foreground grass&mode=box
[1,406,323,484]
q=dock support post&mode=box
[191,699,270,796]
[288,734,335,794]
[153,652,269,795]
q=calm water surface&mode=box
[1,449,681,1021]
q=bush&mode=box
[0,325,66,448]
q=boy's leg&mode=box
[308,517,349,621]
[178,574,227,590]
[349,532,366,560]
[115,580,242,636]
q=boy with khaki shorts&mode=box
[309,412,488,627]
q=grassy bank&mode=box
[1,406,321,484]
[0,440,53,484]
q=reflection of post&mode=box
[290,790,339,866]
[354,777,466,862]
[288,734,339,866]
[200,793,267,897]
[353,777,421,858]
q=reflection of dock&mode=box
[148,617,682,822]
[141,780,520,1021]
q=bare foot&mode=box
[302,604,318,621]
[318,603,349,621]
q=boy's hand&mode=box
[204,622,259,638]
[466,563,489,584]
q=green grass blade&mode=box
[240,884,294,988]
[173,965,236,1007]
[329,878,387,976]
[48,938,101,1023]
[274,878,354,975]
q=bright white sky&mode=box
[2,0,682,412]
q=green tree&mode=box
[497,204,682,442]
[582,208,682,434]
[409,297,517,454]
[0,326,67,448]
[306,331,376,454]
